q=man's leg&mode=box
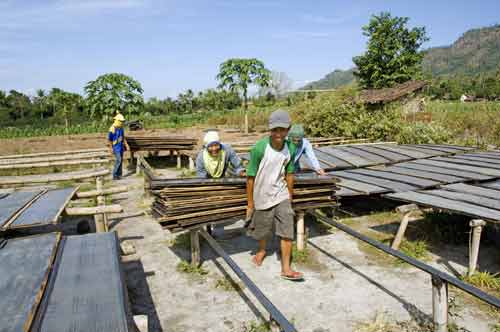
[118,151,124,176]
[253,239,267,266]
[275,200,303,279]
[247,208,273,266]
[280,238,294,274]
[113,150,122,179]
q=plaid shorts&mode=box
[247,199,295,240]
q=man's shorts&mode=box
[247,199,295,240]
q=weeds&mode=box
[176,260,208,276]
[214,277,242,292]
[241,321,271,332]
[461,272,500,293]
[354,312,397,332]
[292,243,309,264]
[490,323,500,332]
[399,240,430,262]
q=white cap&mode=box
[203,131,220,146]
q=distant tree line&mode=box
[425,71,500,100]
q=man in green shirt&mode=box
[246,109,303,281]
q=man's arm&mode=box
[226,145,245,176]
[124,135,130,151]
[246,176,255,219]
[286,173,294,201]
[195,151,207,178]
[303,139,323,173]
[107,131,114,154]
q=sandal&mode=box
[280,271,304,281]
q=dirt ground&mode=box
[104,165,499,332]
[2,132,499,331]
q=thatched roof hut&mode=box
[360,80,427,104]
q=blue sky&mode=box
[1,0,499,99]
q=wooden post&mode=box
[190,229,200,267]
[432,276,448,332]
[296,211,305,251]
[94,176,106,233]
[468,219,486,276]
[176,151,181,169]
[391,204,420,250]
[135,155,141,175]
[189,157,195,171]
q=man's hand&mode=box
[246,205,254,221]
[239,170,246,177]
[316,168,326,176]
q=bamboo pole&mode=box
[190,229,200,267]
[0,158,110,170]
[432,276,448,332]
[391,204,420,250]
[0,168,109,186]
[65,204,123,216]
[0,148,107,160]
[0,152,109,165]
[95,176,106,233]
[76,186,128,198]
[468,219,486,276]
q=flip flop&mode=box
[280,271,304,281]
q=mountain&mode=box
[301,68,355,90]
[302,25,500,90]
[422,25,500,76]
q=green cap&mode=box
[289,124,304,138]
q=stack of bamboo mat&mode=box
[150,174,339,232]
[127,135,197,151]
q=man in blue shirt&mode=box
[108,113,130,180]
[288,124,326,175]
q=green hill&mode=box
[301,68,355,90]
[302,25,500,90]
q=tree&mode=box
[216,58,271,133]
[84,73,144,120]
[260,71,293,98]
[33,89,47,120]
[48,88,83,134]
[353,12,429,89]
[6,90,32,121]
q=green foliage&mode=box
[399,240,429,262]
[242,321,271,332]
[425,71,500,100]
[353,12,429,89]
[214,277,242,292]
[461,272,500,293]
[292,87,456,145]
[396,122,452,144]
[84,73,144,120]
[292,243,310,264]
[217,58,271,106]
[176,260,208,275]
[427,100,500,146]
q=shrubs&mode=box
[396,122,452,144]
[291,86,452,144]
